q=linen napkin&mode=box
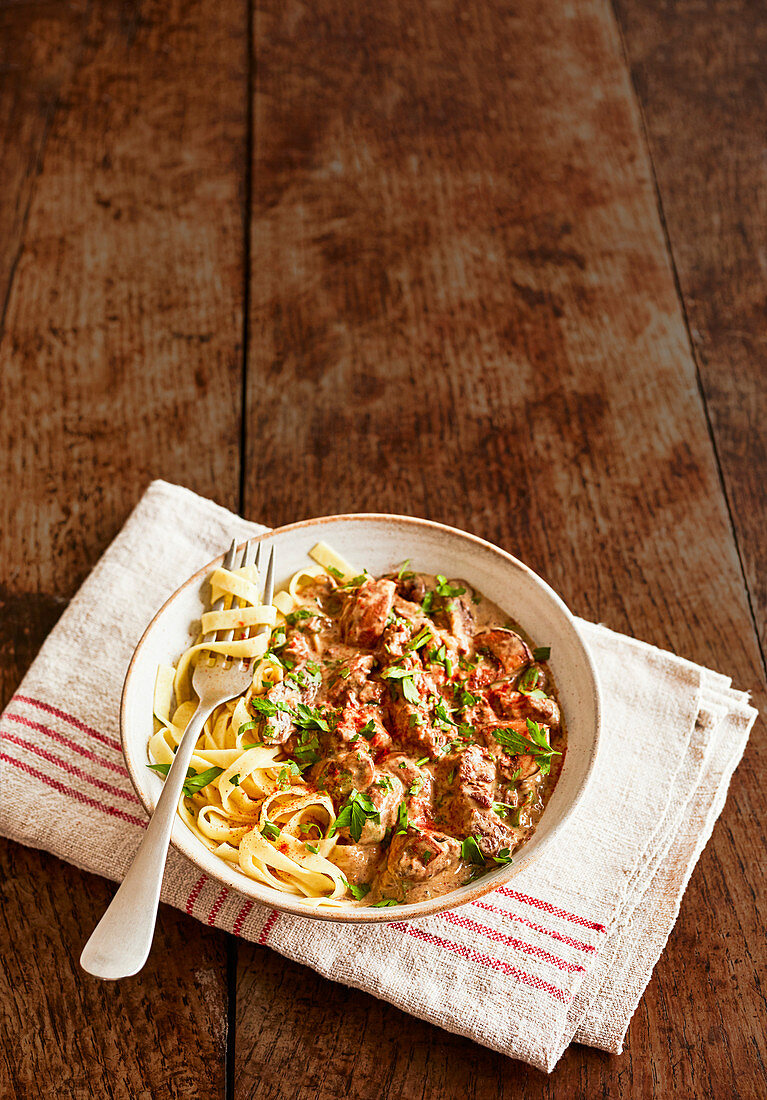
[0,480,756,1073]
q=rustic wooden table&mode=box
[1,0,764,1096]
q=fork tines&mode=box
[202,537,274,665]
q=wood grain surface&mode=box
[0,0,246,1096]
[0,0,764,1097]
[613,0,767,661]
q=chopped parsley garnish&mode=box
[394,801,409,834]
[461,835,485,865]
[432,696,457,729]
[460,690,479,708]
[238,720,260,738]
[415,756,429,767]
[397,559,413,579]
[371,898,399,907]
[408,777,424,797]
[292,730,321,771]
[359,719,377,740]
[492,848,514,865]
[421,591,435,614]
[146,762,224,798]
[260,819,280,841]
[518,666,540,692]
[408,712,424,728]
[435,575,466,599]
[492,800,515,819]
[427,644,454,679]
[421,849,434,864]
[230,774,241,787]
[277,761,301,789]
[306,842,319,854]
[375,775,395,791]
[447,767,457,784]
[249,696,292,719]
[381,665,420,704]
[471,593,482,605]
[292,703,331,732]
[328,790,381,842]
[405,626,433,653]
[326,565,345,580]
[492,719,562,775]
[532,646,551,661]
[348,882,371,900]
[285,608,317,626]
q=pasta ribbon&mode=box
[148,543,369,907]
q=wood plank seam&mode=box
[608,0,767,688]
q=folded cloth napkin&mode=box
[0,481,756,1072]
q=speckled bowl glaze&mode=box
[121,514,601,923]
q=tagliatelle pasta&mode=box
[149,551,356,907]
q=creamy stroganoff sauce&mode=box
[260,565,566,905]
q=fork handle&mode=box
[79,702,213,980]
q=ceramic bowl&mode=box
[121,514,601,922]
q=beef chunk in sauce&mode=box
[312,747,375,800]
[259,678,316,744]
[340,578,396,648]
[330,843,384,885]
[474,627,532,677]
[490,682,561,728]
[325,652,376,705]
[370,831,469,904]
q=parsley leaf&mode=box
[435,575,466,598]
[291,703,330,732]
[371,898,399,907]
[517,666,541,693]
[375,775,395,792]
[415,756,429,767]
[328,790,381,842]
[532,646,551,661]
[405,626,432,652]
[285,608,317,626]
[292,730,320,771]
[348,882,371,900]
[326,565,345,580]
[359,719,377,740]
[408,777,424,797]
[492,719,562,775]
[277,761,301,790]
[492,848,514,865]
[492,800,515,819]
[260,819,280,841]
[432,696,457,729]
[461,835,485,865]
[230,774,241,787]
[381,665,420,705]
[306,842,319,854]
[401,679,419,704]
[238,720,260,738]
[395,801,409,834]
[397,559,413,579]
[427,644,454,679]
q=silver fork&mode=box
[80,536,274,980]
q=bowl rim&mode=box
[120,511,601,923]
